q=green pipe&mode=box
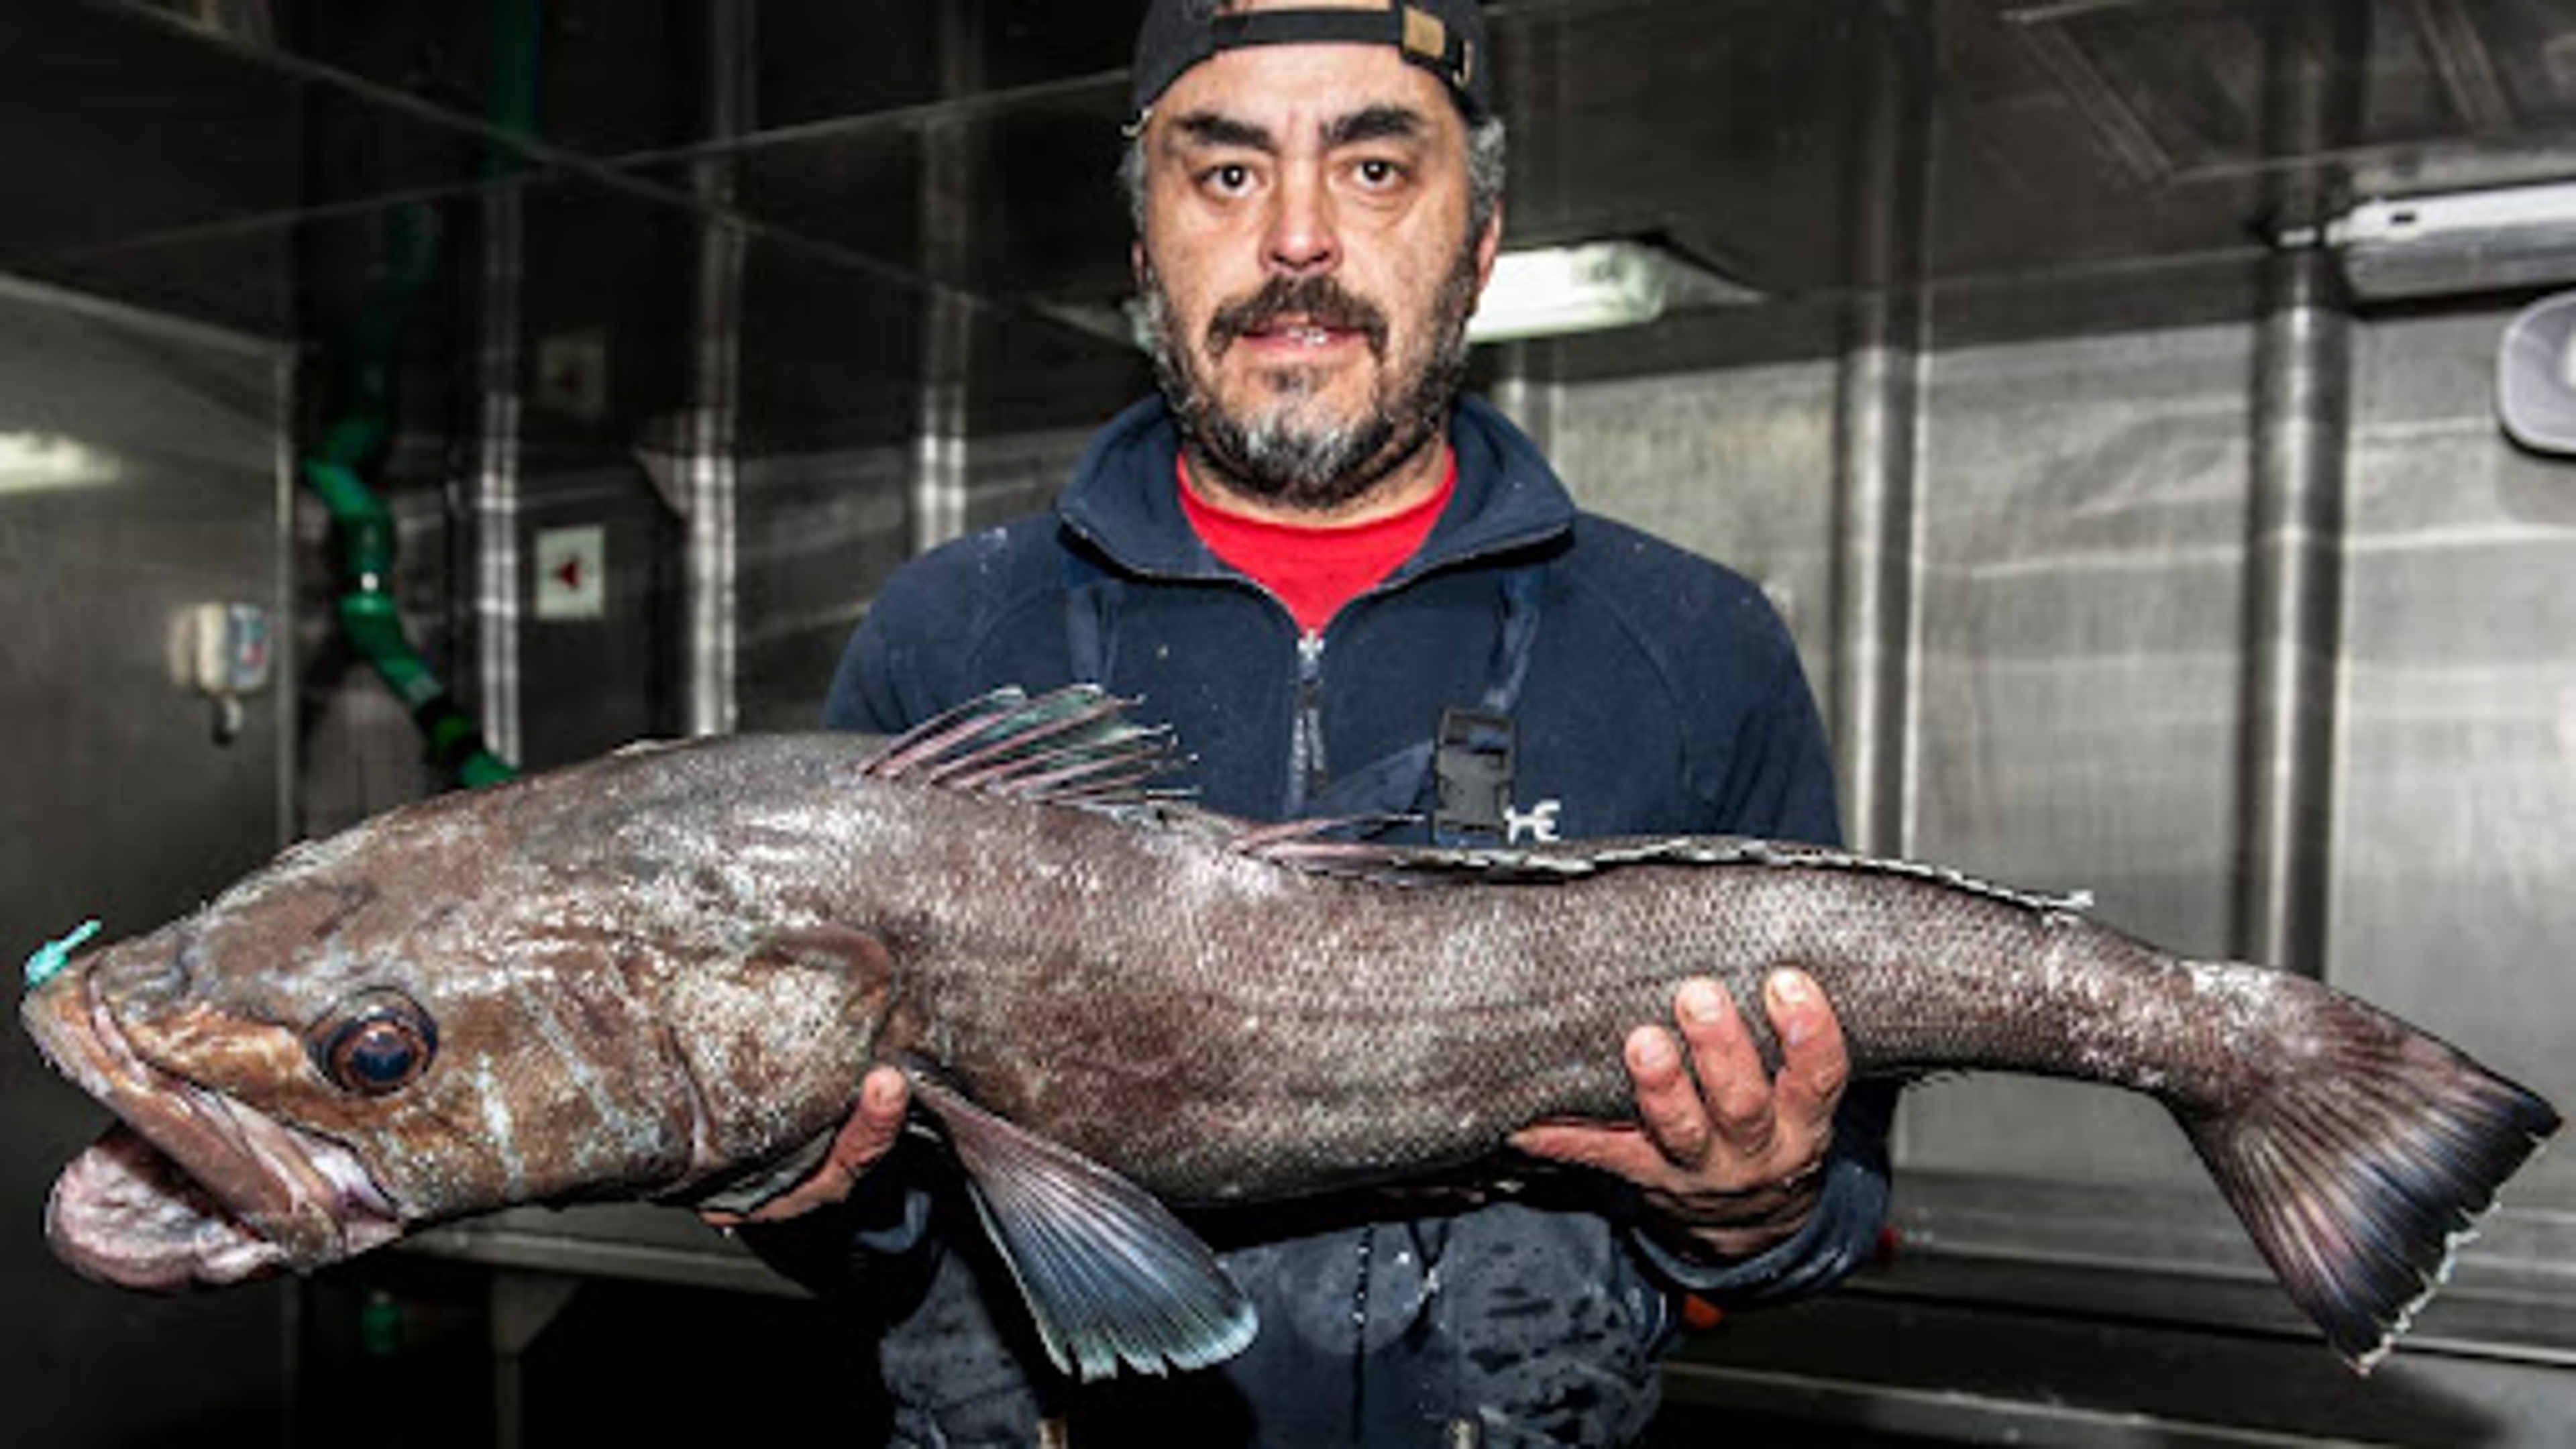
[298,0,545,792]
[303,436,518,788]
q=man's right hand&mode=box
[699,1065,910,1226]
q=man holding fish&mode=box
[741,1,1896,1441]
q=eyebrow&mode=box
[1173,112,1275,153]
[1168,103,1432,155]
[1322,105,1428,150]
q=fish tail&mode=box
[2174,969,2559,1373]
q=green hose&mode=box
[301,203,515,791]
[301,1,545,792]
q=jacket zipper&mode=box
[1059,509,1554,823]
[1287,629,1328,814]
[1279,533,1542,818]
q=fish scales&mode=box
[19,685,2558,1383]
[636,756,2390,1219]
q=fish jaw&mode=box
[22,967,405,1289]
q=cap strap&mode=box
[1203,5,1475,103]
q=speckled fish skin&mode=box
[20,688,2560,1379]
[21,736,905,1288]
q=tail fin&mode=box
[2176,974,2559,1373]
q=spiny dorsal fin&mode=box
[865,690,2095,919]
[862,686,1187,808]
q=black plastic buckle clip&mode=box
[1432,706,1515,845]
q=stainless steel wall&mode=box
[2339,303,2576,1197]
[734,443,908,730]
[1904,316,2255,1185]
[1544,356,1843,672]
[0,274,297,1444]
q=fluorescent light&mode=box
[0,432,121,494]
[1468,241,1672,342]
[2314,182,2576,301]
[1470,239,1764,342]
[2326,182,2576,248]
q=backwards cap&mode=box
[1130,1,1493,123]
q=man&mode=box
[728,1,1895,1442]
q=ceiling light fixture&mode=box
[2307,180,2576,301]
[1468,239,1759,343]
[1469,241,1670,342]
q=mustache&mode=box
[1205,275,1390,358]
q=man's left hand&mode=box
[1509,969,1848,1261]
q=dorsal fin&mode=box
[863,690,2094,918]
[1249,833,2097,916]
[862,685,1187,807]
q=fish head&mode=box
[21,765,899,1291]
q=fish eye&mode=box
[311,991,438,1097]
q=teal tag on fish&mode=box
[24,920,101,991]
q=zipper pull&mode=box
[1296,629,1326,677]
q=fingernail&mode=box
[1680,980,1727,1023]
[1770,971,1817,1047]
[1631,1030,1676,1072]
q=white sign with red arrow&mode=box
[534,525,606,621]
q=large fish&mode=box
[20,687,2557,1381]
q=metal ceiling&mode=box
[4,0,2575,345]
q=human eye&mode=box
[1197,160,1259,199]
[1344,155,1411,196]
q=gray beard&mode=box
[1141,247,1482,513]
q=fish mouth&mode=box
[21,966,405,1291]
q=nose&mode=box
[1263,164,1339,278]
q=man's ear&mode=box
[1132,238,1148,292]
[1472,203,1505,292]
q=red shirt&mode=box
[1177,453,1458,635]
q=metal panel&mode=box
[962,424,1112,535]
[0,273,295,1444]
[1904,319,2255,1182]
[1548,360,1844,668]
[734,443,909,731]
[2336,303,2576,1212]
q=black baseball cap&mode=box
[1130,1,1494,123]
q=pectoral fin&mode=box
[907,1076,1255,1381]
